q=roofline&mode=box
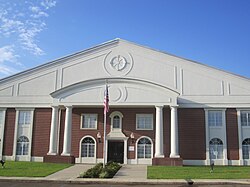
[0,38,121,84]
[118,39,250,81]
[0,38,249,83]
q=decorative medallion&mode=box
[110,55,127,71]
[103,51,134,76]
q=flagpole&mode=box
[103,112,106,168]
[103,80,109,168]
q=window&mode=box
[136,114,153,130]
[18,111,31,126]
[16,136,29,155]
[81,137,95,157]
[113,115,120,128]
[81,114,97,129]
[208,111,222,126]
[209,138,223,159]
[137,137,152,158]
[242,138,250,159]
[110,111,123,131]
[241,111,250,126]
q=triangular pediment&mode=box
[0,38,249,107]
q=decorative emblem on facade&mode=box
[103,51,134,76]
[110,55,127,71]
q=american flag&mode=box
[103,84,109,114]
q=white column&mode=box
[48,106,59,155]
[204,109,210,165]
[12,110,19,161]
[124,138,128,164]
[155,106,164,158]
[237,109,243,165]
[61,106,72,156]
[0,109,6,160]
[170,106,180,158]
[222,110,228,165]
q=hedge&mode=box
[79,161,121,178]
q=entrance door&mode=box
[108,141,124,164]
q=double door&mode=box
[108,141,124,164]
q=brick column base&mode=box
[152,157,183,166]
[43,155,75,164]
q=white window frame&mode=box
[79,135,97,164]
[81,114,98,129]
[16,136,29,155]
[109,111,123,132]
[12,108,34,161]
[136,114,153,130]
[136,136,153,165]
[242,138,250,159]
[18,111,32,126]
[81,137,95,158]
[240,111,250,127]
[208,110,223,127]
[209,138,223,160]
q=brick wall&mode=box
[3,108,16,156]
[71,107,156,158]
[178,108,206,160]
[32,108,52,157]
[226,108,239,160]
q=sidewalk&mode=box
[0,164,249,185]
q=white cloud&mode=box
[41,0,56,9]
[30,6,40,13]
[0,46,18,63]
[30,6,49,18]
[0,46,19,77]
[0,65,17,77]
[0,1,56,56]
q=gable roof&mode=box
[0,38,249,84]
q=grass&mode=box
[148,166,250,179]
[0,161,72,177]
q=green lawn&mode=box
[0,161,72,177]
[148,166,250,179]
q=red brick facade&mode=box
[178,108,206,160]
[3,108,16,156]
[31,108,52,157]
[226,108,239,160]
[70,107,156,158]
[1,107,245,164]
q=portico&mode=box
[46,77,181,165]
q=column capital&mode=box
[51,105,59,108]
[170,105,178,110]
[64,105,73,109]
[155,105,164,109]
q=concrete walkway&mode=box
[0,164,249,185]
[45,164,94,180]
[113,165,147,180]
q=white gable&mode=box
[0,39,249,108]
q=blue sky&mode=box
[0,0,250,78]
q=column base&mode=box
[152,157,183,166]
[154,154,165,158]
[169,154,180,158]
[47,152,57,156]
[43,155,75,164]
[61,153,71,156]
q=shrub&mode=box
[80,163,103,178]
[80,161,121,178]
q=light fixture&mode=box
[130,132,135,143]
[97,132,102,143]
